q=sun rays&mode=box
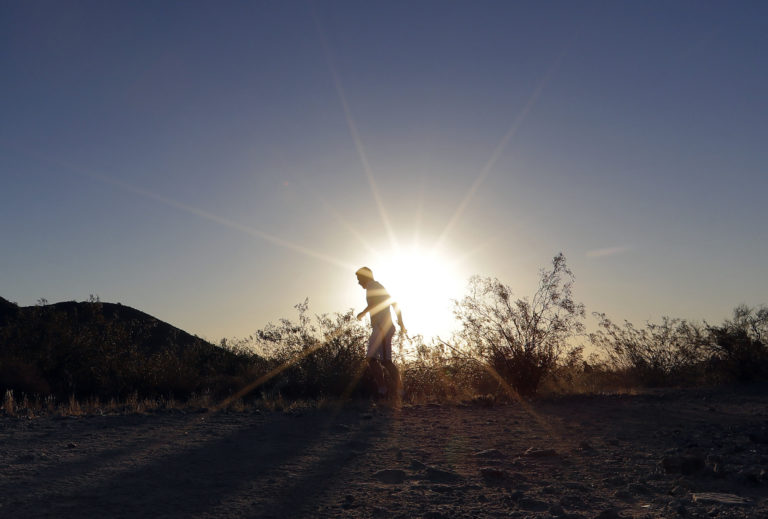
[314,11,399,251]
[12,19,564,347]
[371,244,465,339]
[3,6,572,421]
[82,168,358,272]
[307,18,567,340]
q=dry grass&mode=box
[0,389,342,419]
[3,389,15,416]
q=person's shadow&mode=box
[2,407,392,518]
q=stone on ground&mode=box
[373,469,406,484]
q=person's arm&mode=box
[356,303,374,321]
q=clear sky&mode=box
[2,1,767,342]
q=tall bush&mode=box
[706,305,768,382]
[253,300,369,398]
[589,314,707,386]
[453,253,585,397]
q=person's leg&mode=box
[366,357,386,396]
[367,329,387,396]
[381,328,401,398]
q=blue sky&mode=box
[2,1,767,341]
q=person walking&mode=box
[355,267,406,398]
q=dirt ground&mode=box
[1,388,767,518]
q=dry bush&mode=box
[453,253,585,397]
[705,305,768,383]
[590,306,768,388]
[589,314,707,387]
[0,357,50,395]
[252,300,370,399]
[401,341,481,402]
[2,389,15,416]
[540,349,643,395]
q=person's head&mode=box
[355,266,374,288]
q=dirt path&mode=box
[2,389,767,518]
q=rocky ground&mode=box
[1,387,767,518]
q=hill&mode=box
[0,297,263,399]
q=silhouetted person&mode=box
[355,267,405,398]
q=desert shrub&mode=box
[0,357,50,395]
[400,339,490,402]
[252,300,369,398]
[453,253,585,397]
[539,345,589,395]
[705,305,768,383]
[589,314,707,386]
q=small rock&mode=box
[738,467,766,485]
[560,494,586,509]
[672,500,687,515]
[479,467,508,483]
[426,467,463,483]
[422,512,447,519]
[613,489,633,501]
[518,497,549,511]
[661,455,705,475]
[710,462,726,478]
[603,476,626,487]
[669,484,688,497]
[549,503,565,516]
[593,509,621,519]
[373,469,406,484]
[474,448,503,458]
[410,459,427,470]
[66,442,77,449]
[524,447,558,458]
[627,482,650,495]
[361,413,373,420]
[578,440,594,451]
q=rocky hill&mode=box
[0,297,262,398]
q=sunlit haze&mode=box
[371,244,467,339]
[2,1,767,343]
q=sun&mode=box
[373,245,465,340]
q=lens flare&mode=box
[374,246,465,340]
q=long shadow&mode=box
[0,414,208,497]
[3,407,391,518]
[248,410,398,518]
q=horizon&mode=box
[2,1,767,343]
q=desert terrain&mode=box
[1,388,766,518]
